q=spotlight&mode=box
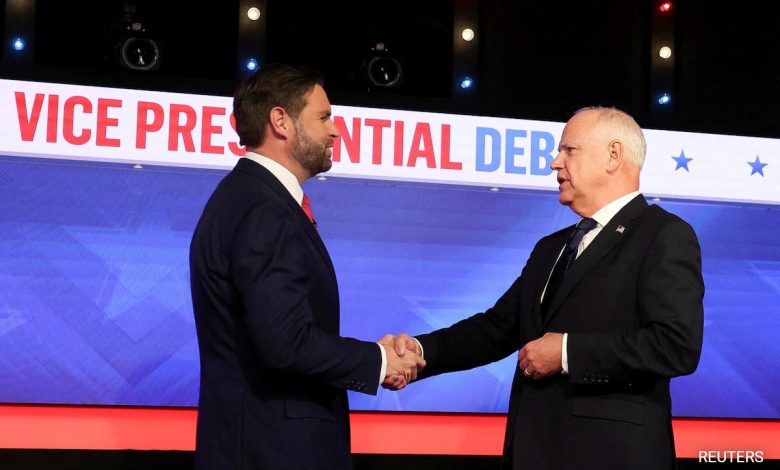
[460,76,474,89]
[110,4,161,71]
[659,46,672,59]
[247,7,261,21]
[363,41,403,88]
[368,57,401,86]
[658,93,671,105]
[122,35,160,71]
[461,28,475,41]
[659,1,673,12]
[246,58,259,71]
[12,37,25,51]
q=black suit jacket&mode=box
[417,195,704,470]
[190,158,381,470]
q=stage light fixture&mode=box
[247,7,261,21]
[363,41,403,88]
[246,58,259,71]
[368,56,401,87]
[109,4,161,71]
[12,37,25,51]
[122,35,160,71]
[651,0,675,110]
[461,28,475,41]
[460,76,473,89]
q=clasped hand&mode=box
[377,334,424,391]
[518,332,563,379]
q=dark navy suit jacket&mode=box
[190,158,381,469]
[417,195,704,470]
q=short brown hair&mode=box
[233,63,324,148]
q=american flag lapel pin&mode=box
[615,225,625,234]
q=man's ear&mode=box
[269,107,290,136]
[606,139,623,173]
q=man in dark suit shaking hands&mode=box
[190,63,424,470]
[391,107,704,469]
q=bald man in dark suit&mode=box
[391,107,704,469]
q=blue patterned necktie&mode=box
[541,218,598,317]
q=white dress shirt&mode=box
[243,152,304,204]
[560,191,641,373]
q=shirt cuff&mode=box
[413,337,424,359]
[561,332,569,374]
[377,343,388,386]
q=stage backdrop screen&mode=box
[1,156,779,418]
[0,79,779,418]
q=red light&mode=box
[659,2,673,12]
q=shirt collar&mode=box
[243,151,304,206]
[589,191,641,228]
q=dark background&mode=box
[2,2,778,467]
[2,0,779,139]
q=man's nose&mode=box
[327,120,340,138]
[550,152,563,170]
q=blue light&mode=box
[460,76,473,89]
[658,93,671,105]
[12,37,25,51]
[246,58,259,71]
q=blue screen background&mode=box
[1,155,778,418]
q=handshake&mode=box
[377,333,423,391]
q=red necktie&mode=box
[301,194,317,228]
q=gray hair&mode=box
[575,106,646,169]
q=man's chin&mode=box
[558,195,573,206]
[307,160,332,178]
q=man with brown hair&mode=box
[190,63,423,469]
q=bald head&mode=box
[550,106,645,217]
[574,106,646,170]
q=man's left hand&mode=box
[518,332,563,380]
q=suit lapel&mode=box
[542,195,647,327]
[532,234,568,331]
[233,159,338,283]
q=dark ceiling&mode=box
[3,0,779,139]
